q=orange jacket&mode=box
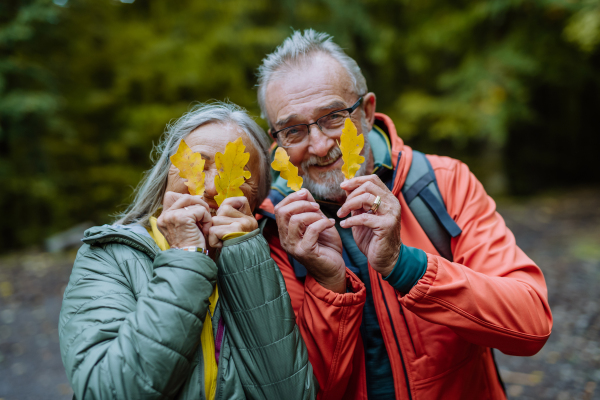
[259,113,552,399]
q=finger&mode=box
[163,191,185,210]
[208,223,245,247]
[339,213,382,230]
[274,188,315,212]
[175,205,212,229]
[219,196,252,216]
[211,215,257,231]
[340,174,388,193]
[288,212,327,241]
[277,200,321,221]
[300,218,336,250]
[168,194,210,212]
[216,204,246,220]
[345,180,387,203]
[337,192,377,218]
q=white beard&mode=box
[301,119,372,202]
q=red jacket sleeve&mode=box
[400,157,553,356]
[263,222,366,400]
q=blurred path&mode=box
[0,252,74,400]
[0,189,598,400]
[495,189,600,400]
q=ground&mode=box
[0,189,598,400]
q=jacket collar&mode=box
[81,224,160,259]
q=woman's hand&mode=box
[208,196,259,249]
[158,192,212,249]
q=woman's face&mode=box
[165,122,262,212]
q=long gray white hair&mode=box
[115,101,271,228]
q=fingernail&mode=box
[340,220,346,227]
[311,202,319,208]
[329,218,335,224]
[336,209,342,217]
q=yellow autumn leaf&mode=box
[170,139,206,196]
[271,147,303,192]
[214,137,252,206]
[338,118,365,179]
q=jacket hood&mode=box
[82,224,160,260]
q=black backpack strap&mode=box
[401,151,462,261]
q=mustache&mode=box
[301,146,343,169]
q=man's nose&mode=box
[308,124,335,158]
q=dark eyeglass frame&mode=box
[271,96,364,140]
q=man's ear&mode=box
[363,92,377,131]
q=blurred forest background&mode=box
[2,1,600,399]
[1,0,600,252]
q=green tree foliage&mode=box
[1,0,599,252]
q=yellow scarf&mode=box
[148,217,219,400]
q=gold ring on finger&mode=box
[369,196,382,214]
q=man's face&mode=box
[264,54,373,201]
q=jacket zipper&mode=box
[398,305,417,355]
[377,276,413,400]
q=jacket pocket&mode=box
[407,315,476,381]
[400,306,426,358]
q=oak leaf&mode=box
[271,147,303,191]
[214,137,252,206]
[338,118,365,179]
[170,139,206,196]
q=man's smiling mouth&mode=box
[313,155,341,168]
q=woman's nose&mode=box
[203,169,218,198]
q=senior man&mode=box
[256,30,552,400]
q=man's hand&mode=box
[337,175,402,277]
[158,192,212,249]
[275,189,346,293]
[208,196,259,249]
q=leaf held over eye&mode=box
[170,139,206,196]
[271,147,303,192]
[338,118,365,179]
[214,137,252,206]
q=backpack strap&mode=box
[401,151,462,261]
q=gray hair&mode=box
[257,29,368,127]
[115,101,271,227]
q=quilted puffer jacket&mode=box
[58,226,317,399]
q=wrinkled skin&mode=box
[158,122,260,250]
[265,53,403,291]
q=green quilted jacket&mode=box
[58,225,318,399]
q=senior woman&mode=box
[58,102,318,400]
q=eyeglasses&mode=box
[271,97,364,148]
